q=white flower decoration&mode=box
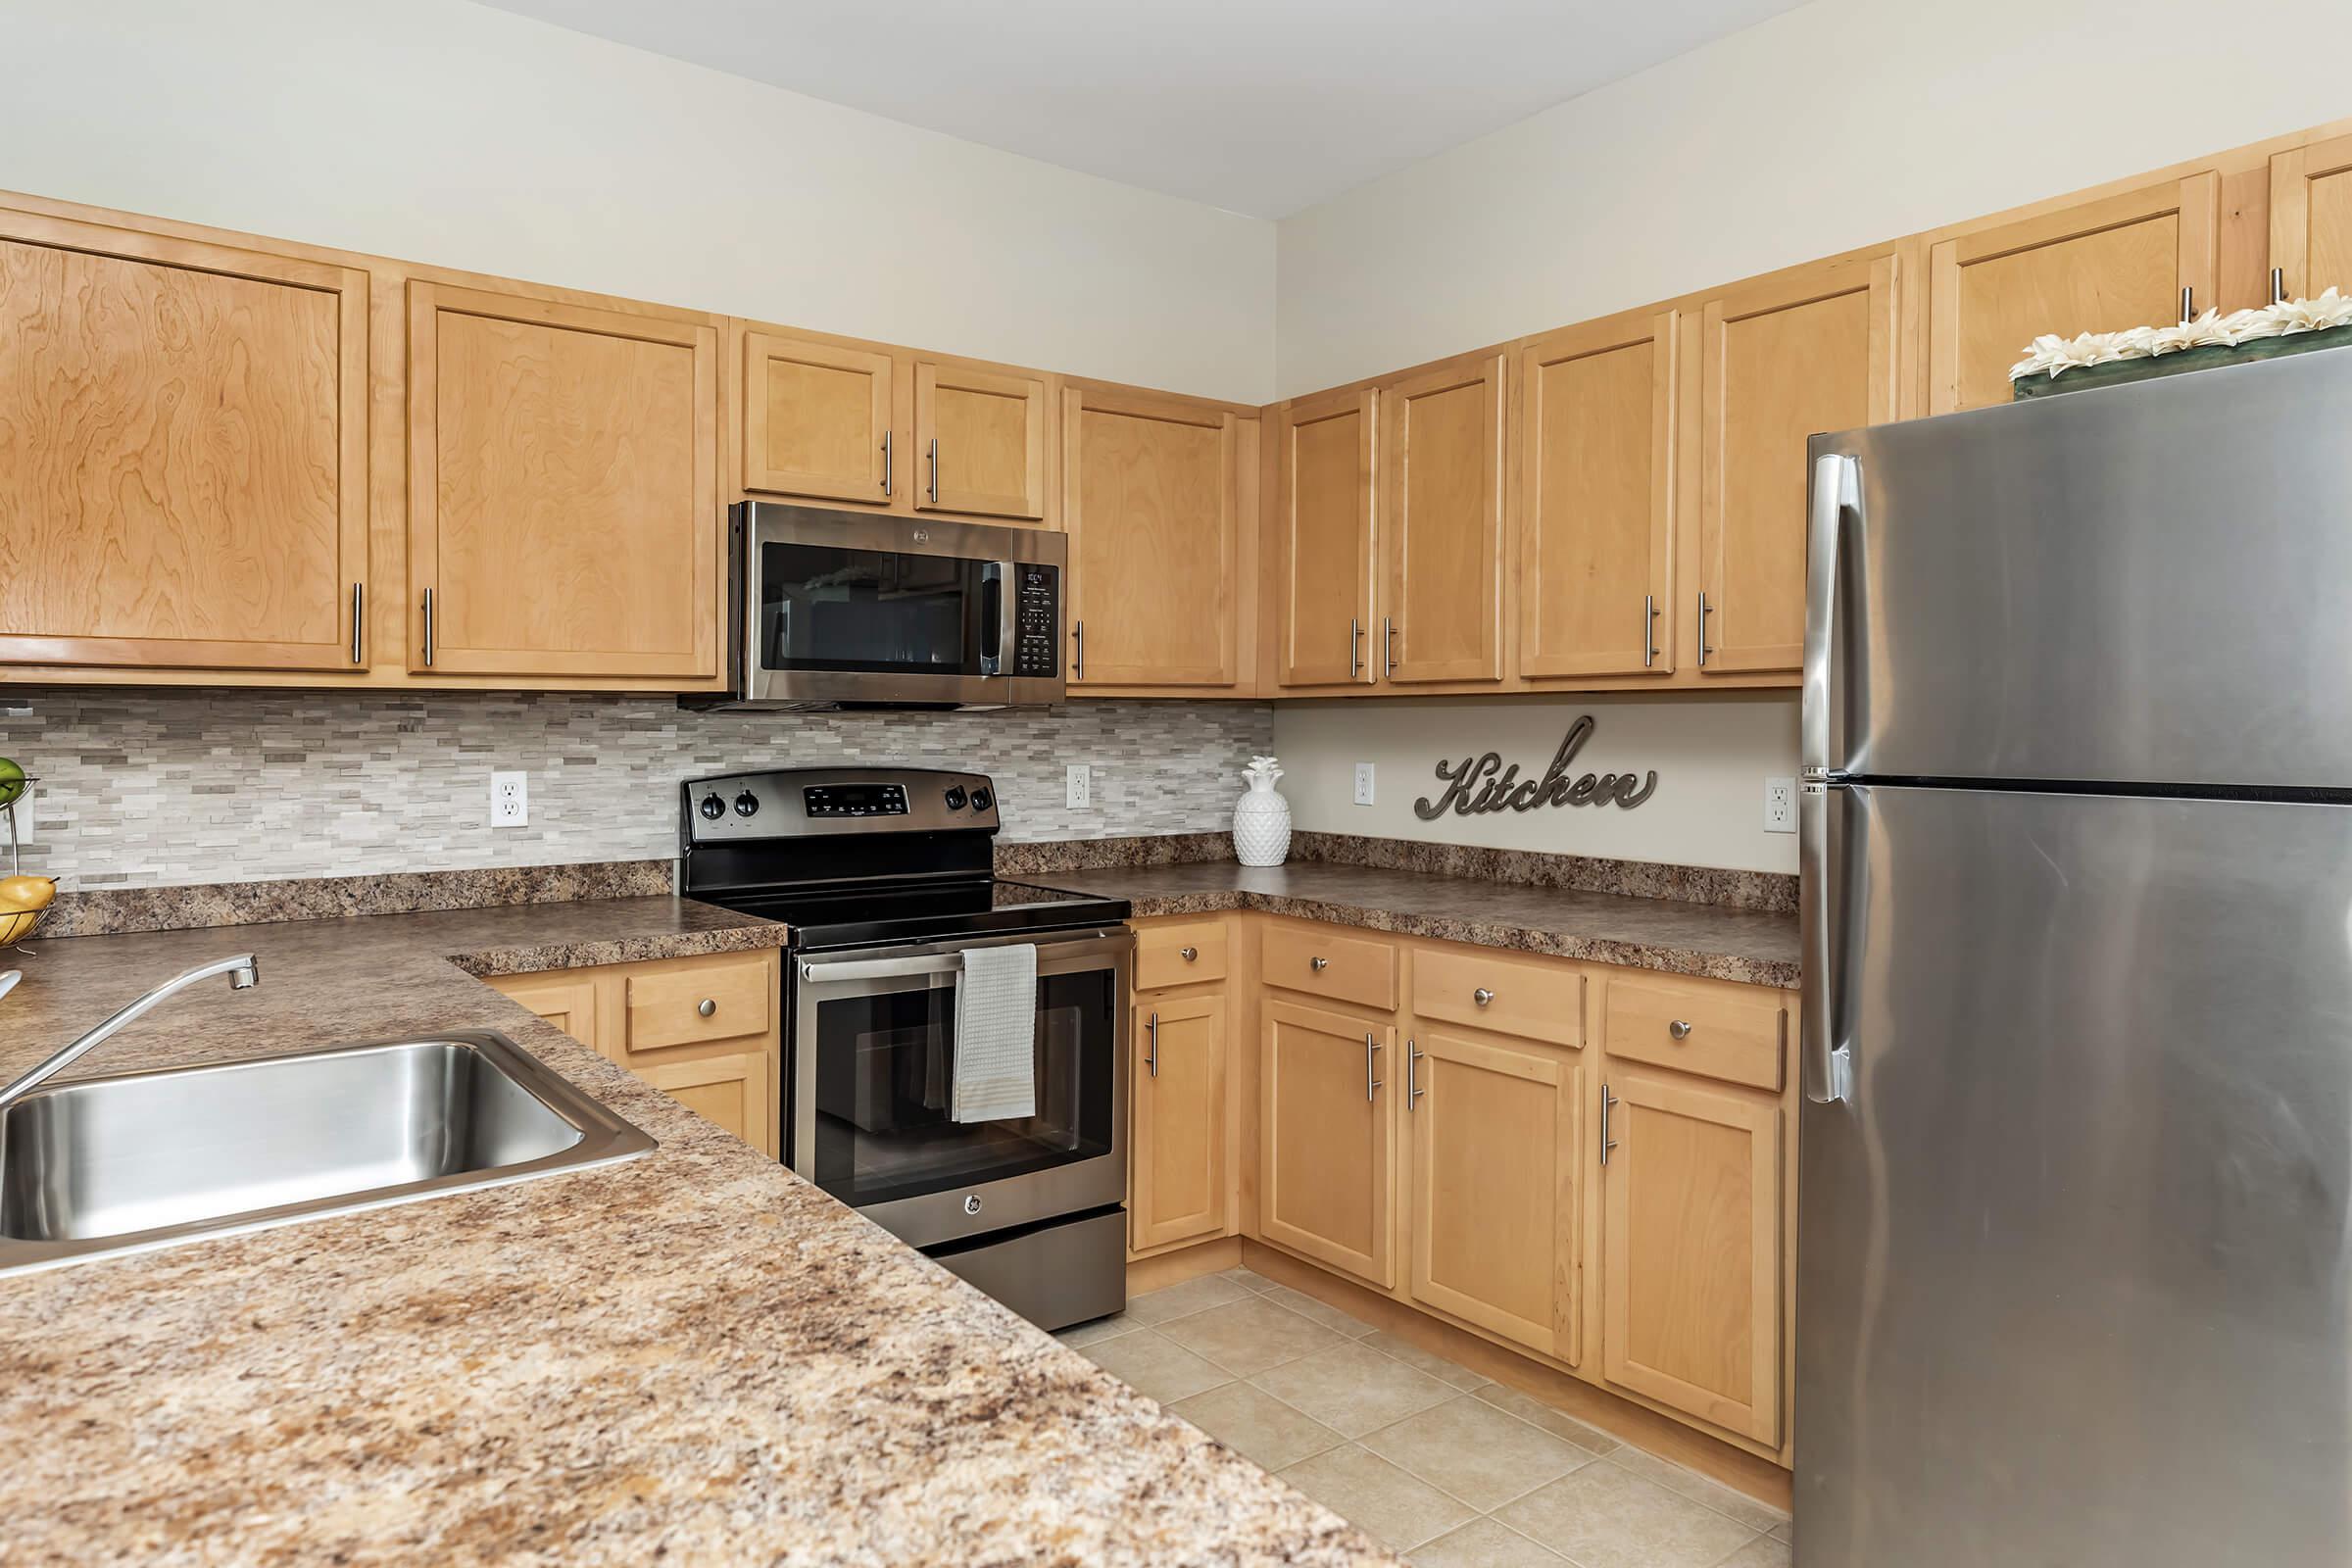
[2221,307,2284,344]
[2008,292,2352,383]
[2270,287,2352,335]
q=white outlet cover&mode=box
[1064,762,1092,809]
[1763,776,1796,833]
[491,770,528,828]
[1353,761,1376,806]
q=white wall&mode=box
[0,0,1275,404]
[1275,695,1799,874]
[1275,0,2352,395]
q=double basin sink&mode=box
[0,1032,655,1274]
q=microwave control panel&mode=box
[1012,564,1059,677]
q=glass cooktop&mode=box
[698,876,1128,953]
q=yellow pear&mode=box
[0,874,56,912]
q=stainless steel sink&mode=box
[0,1031,654,1275]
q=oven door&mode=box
[741,504,1064,707]
[789,929,1128,1247]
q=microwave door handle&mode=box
[979,561,1010,676]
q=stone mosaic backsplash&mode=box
[0,690,1272,891]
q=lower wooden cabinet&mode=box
[1131,994,1230,1251]
[1259,997,1396,1288]
[486,948,782,1157]
[1598,1064,1784,1446]
[1404,1027,1583,1363]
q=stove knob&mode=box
[969,787,994,812]
[943,785,968,810]
[733,791,760,817]
[698,792,725,821]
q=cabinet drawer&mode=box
[623,953,775,1054]
[1414,946,1583,1048]
[1601,972,1785,1091]
[1136,919,1229,990]
[1262,922,1397,1011]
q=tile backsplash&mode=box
[0,691,1272,890]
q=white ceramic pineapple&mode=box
[1232,755,1292,867]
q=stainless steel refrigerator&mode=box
[1797,348,2352,1566]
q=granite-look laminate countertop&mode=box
[0,899,1390,1567]
[1041,861,1800,988]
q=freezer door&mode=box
[1798,784,2352,1568]
[1806,348,2352,787]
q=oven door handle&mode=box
[799,954,965,984]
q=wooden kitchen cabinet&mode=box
[488,969,602,1050]
[0,207,369,673]
[1132,994,1231,1251]
[2270,132,2352,301]
[1275,387,1378,687]
[914,358,1050,520]
[1519,310,1678,680]
[1696,254,1897,675]
[642,1050,775,1154]
[741,328,898,504]
[1379,353,1506,684]
[1405,1027,1583,1363]
[1062,385,1243,690]
[1926,172,2220,414]
[1259,997,1396,1288]
[407,279,722,682]
[1599,1064,1784,1446]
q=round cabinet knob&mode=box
[1180,946,1199,961]
[1310,956,1330,972]
[697,793,725,821]
[1473,987,1495,1007]
[1668,1019,1693,1040]
[697,999,717,1018]
[732,791,760,817]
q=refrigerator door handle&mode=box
[1799,778,1853,1104]
[1803,452,1861,778]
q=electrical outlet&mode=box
[1764,776,1796,833]
[490,770,528,828]
[1353,761,1376,807]
[1064,763,1093,810]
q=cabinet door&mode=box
[644,1049,776,1158]
[0,211,368,671]
[1276,388,1377,687]
[1063,387,1240,688]
[742,330,896,504]
[1697,255,1897,675]
[1380,354,1505,684]
[1406,1029,1581,1363]
[1601,1066,1782,1445]
[1928,172,2219,414]
[1132,994,1230,1251]
[1519,312,1676,679]
[486,969,604,1053]
[914,360,1049,519]
[2270,133,2352,302]
[1259,998,1395,1287]
[408,281,720,680]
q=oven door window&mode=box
[757,542,988,677]
[807,967,1114,1209]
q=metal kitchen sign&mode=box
[1414,715,1658,819]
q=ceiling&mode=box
[477,0,1809,219]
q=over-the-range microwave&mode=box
[692,503,1066,710]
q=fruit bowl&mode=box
[0,906,43,951]
[0,783,50,951]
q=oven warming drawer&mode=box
[929,1207,1126,1333]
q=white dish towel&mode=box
[953,943,1037,1123]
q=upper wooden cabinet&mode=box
[1260,996,1396,1289]
[1927,172,2220,414]
[407,280,721,681]
[1379,354,1506,685]
[741,329,897,504]
[0,210,368,672]
[2270,133,2352,301]
[1520,310,1678,680]
[915,359,1050,520]
[1062,386,1243,690]
[1276,387,1378,687]
[1696,255,1897,675]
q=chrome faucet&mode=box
[0,955,259,1111]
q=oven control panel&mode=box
[681,767,999,843]
[1012,564,1058,678]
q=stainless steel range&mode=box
[678,766,1130,1331]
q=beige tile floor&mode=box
[1060,1267,1792,1566]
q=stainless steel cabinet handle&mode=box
[1147,1011,1159,1078]
[1179,946,1198,962]
[1364,1033,1382,1102]
[927,437,940,503]
[697,999,716,1018]
[2180,285,2194,324]
[2273,267,2286,307]
[1348,615,1362,678]
[882,429,893,497]
[1696,589,1711,667]
[1407,1038,1426,1110]
[1383,615,1396,676]
[1473,987,1494,1007]
[1668,1018,1692,1040]
[1072,619,1085,681]
[1310,956,1330,972]
[421,588,436,667]
[350,582,365,665]
[1600,1083,1619,1164]
[1642,594,1658,668]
